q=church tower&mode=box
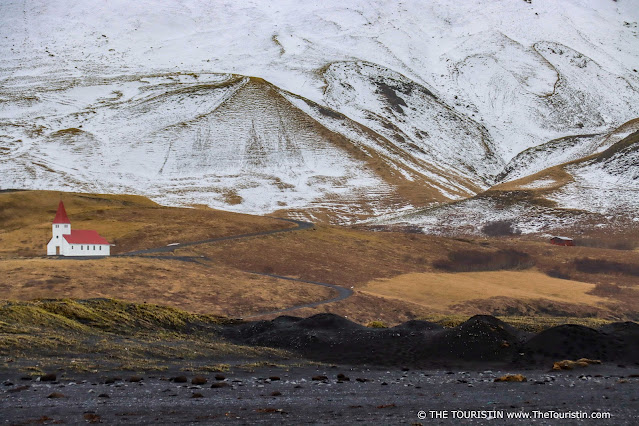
[47,201,71,255]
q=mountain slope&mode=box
[2,72,499,222]
[389,130,639,236]
[322,61,503,189]
[1,0,638,223]
[0,74,393,219]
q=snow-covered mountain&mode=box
[389,129,639,236]
[1,0,638,226]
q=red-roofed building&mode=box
[46,201,112,256]
[550,236,574,247]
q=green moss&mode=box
[0,302,91,333]
[0,298,290,372]
[236,361,290,371]
[366,320,388,328]
[192,363,231,372]
[494,316,611,333]
[117,361,169,372]
[19,366,44,375]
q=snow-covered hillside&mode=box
[322,62,503,188]
[499,118,639,182]
[387,130,639,236]
[550,130,639,215]
[1,0,638,224]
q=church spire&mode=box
[52,201,70,224]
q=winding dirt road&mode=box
[121,218,313,255]
[118,218,354,318]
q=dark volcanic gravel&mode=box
[222,314,639,367]
[3,314,639,424]
[1,365,638,424]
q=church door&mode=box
[56,246,60,255]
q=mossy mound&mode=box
[0,298,234,336]
[0,298,286,371]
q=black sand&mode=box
[3,314,639,424]
[1,364,638,424]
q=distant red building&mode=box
[550,236,574,246]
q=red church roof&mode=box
[52,201,70,224]
[63,230,110,245]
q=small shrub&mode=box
[366,321,388,328]
[546,268,571,280]
[573,238,636,251]
[433,249,534,272]
[589,283,623,297]
[481,220,521,237]
[262,266,274,274]
[574,258,639,276]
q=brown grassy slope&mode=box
[176,224,639,288]
[491,166,574,192]
[175,224,456,287]
[177,226,639,319]
[467,239,639,317]
[0,190,293,257]
[0,257,333,317]
[495,239,639,287]
[3,190,637,323]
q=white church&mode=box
[46,201,112,256]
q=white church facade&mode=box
[46,201,112,256]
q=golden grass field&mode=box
[359,270,609,315]
[1,189,638,324]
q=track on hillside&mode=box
[120,218,313,256]
[118,218,354,318]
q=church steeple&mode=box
[52,201,70,224]
[51,201,71,242]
